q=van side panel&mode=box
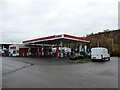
[91,48,110,60]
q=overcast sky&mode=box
[1,0,118,44]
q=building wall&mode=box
[9,44,30,56]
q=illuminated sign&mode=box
[55,35,62,38]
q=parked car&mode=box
[86,53,91,58]
[70,53,84,60]
[80,51,91,58]
[91,47,110,61]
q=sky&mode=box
[0,0,118,44]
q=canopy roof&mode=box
[23,34,90,44]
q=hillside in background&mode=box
[86,29,120,56]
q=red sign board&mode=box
[10,47,16,49]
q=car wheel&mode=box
[108,57,110,61]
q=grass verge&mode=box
[70,58,92,63]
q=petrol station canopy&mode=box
[22,34,90,44]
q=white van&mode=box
[91,47,110,61]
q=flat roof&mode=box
[22,34,90,44]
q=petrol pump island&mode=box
[9,34,90,58]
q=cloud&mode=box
[0,0,118,44]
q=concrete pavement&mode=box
[2,56,118,88]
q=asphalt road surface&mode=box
[2,56,118,88]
